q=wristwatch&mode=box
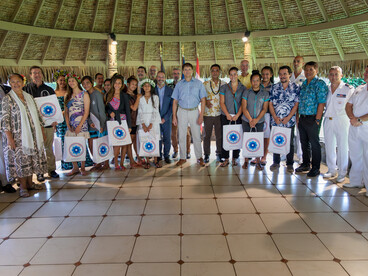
[315,119,321,123]
[357,118,362,123]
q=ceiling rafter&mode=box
[0,32,8,49]
[91,0,100,32]
[269,37,278,63]
[84,39,91,64]
[330,29,345,60]
[231,40,236,63]
[145,0,151,35]
[294,0,306,24]
[260,0,270,29]
[315,0,329,22]
[111,0,119,33]
[32,0,46,26]
[10,0,24,22]
[250,39,256,65]
[240,0,251,31]
[128,0,134,34]
[193,0,197,34]
[353,24,368,56]
[64,38,72,64]
[209,0,214,34]
[224,0,232,32]
[162,0,165,35]
[178,0,182,35]
[213,41,218,64]
[338,0,349,16]
[73,0,84,30]
[277,0,287,27]
[308,33,320,61]
[288,35,297,57]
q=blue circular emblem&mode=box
[226,131,240,145]
[98,143,110,157]
[40,103,56,117]
[246,138,260,152]
[272,133,287,147]
[143,141,156,153]
[69,143,84,157]
[113,126,126,140]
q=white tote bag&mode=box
[242,129,264,158]
[223,122,243,151]
[107,120,132,146]
[34,95,64,127]
[63,136,87,162]
[137,129,160,157]
[268,126,291,155]
[91,135,114,163]
[53,136,63,162]
[263,113,271,139]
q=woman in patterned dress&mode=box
[64,74,91,176]
[1,73,47,197]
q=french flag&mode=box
[196,55,200,80]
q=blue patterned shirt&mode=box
[270,82,300,128]
[298,76,328,115]
[172,77,207,109]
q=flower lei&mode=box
[53,70,68,81]
[66,73,81,84]
[140,78,156,88]
[20,74,27,85]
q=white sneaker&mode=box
[323,171,337,178]
[343,183,364,188]
[336,175,346,183]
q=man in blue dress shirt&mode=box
[172,63,207,167]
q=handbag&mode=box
[107,120,132,146]
[263,113,271,139]
[268,125,291,155]
[90,135,114,163]
[222,121,243,151]
[53,136,62,162]
[34,95,64,127]
[63,136,87,162]
[242,128,264,158]
[137,129,160,157]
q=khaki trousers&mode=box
[171,123,191,154]
[44,127,56,173]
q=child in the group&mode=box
[106,75,132,170]
[136,79,161,169]
[64,73,90,176]
[81,76,109,170]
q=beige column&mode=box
[107,36,118,78]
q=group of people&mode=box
[0,56,367,198]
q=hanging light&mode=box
[109,33,118,45]
[242,31,251,42]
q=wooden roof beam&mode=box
[64,38,72,65]
[10,0,24,22]
[73,0,84,30]
[338,0,349,16]
[209,0,214,34]
[178,0,182,35]
[0,31,8,49]
[353,24,368,57]
[32,0,46,26]
[308,33,320,61]
[213,41,217,64]
[84,39,90,65]
[129,0,134,34]
[260,0,270,29]
[53,0,66,28]
[162,0,165,35]
[250,39,256,65]
[277,0,287,27]
[111,0,118,33]
[330,29,345,61]
[224,0,232,32]
[315,0,329,22]
[16,34,30,64]
[231,40,236,64]
[294,0,306,24]
[145,0,151,35]
[269,37,278,63]
[288,35,297,57]
[91,0,100,32]
[241,0,252,31]
[193,0,197,34]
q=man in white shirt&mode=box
[323,66,354,182]
[344,65,368,196]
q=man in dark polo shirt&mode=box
[24,66,59,181]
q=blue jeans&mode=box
[159,119,172,159]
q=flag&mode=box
[196,55,200,79]
[160,44,165,73]
[181,55,185,80]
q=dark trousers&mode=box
[273,125,295,165]
[298,115,321,169]
[159,119,172,159]
[221,115,242,160]
[203,115,222,156]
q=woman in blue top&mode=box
[241,70,270,170]
[219,67,246,167]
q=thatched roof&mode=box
[0,0,367,80]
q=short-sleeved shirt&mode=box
[348,84,368,120]
[171,77,207,109]
[238,73,251,89]
[325,82,354,118]
[203,79,226,116]
[24,82,55,98]
[270,82,300,127]
[298,77,328,115]
[290,70,306,87]
[219,82,246,116]
[242,87,269,123]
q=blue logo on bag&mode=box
[246,138,260,152]
[98,143,110,157]
[40,103,56,117]
[113,126,126,140]
[226,131,240,144]
[272,133,287,147]
[143,141,156,153]
[69,143,84,157]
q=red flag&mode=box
[196,55,200,79]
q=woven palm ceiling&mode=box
[0,0,368,75]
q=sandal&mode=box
[20,188,30,198]
[155,161,162,168]
[256,163,263,170]
[90,165,102,172]
[242,161,248,169]
[115,165,121,171]
[120,165,127,171]
[28,183,43,190]
[66,169,80,176]
[144,163,150,169]
[220,159,229,167]
[232,159,238,166]
[130,162,141,169]
[80,170,88,176]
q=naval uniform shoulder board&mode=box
[344,83,353,89]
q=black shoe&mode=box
[186,153,191,159]
[49,171,59,178]
[307,168,320,177]
[2,184,16,193]
[172,152,178,159]
[37,174,45,182]
[204,155,209,163]
[295,164,310,173]
[165,157,172,164]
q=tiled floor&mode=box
[0,147,368,276]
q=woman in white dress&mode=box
[136,79,161,169]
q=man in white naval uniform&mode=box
[290,56,306,164]
[323,66,353,182]
[343,65,368,196]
